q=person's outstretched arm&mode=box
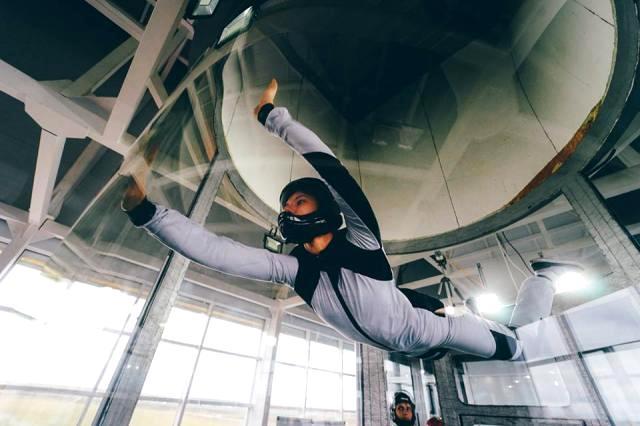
[255,84,382,250]
[124,185,298,286]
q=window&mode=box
[130,300,267,425]
[0,258,148,425]
[270,322,357,425]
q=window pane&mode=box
[0,389,88,426]
[271,364,306,407]
[140,341,198,399]
[181,403,247,426]
[306,370,340,410]
[204,313,264,357]
[343,375,357,411]
[584,342,640,423]
[129,400,180,426]
[309,334,340,372]
[276,331,308,366]
[162,306,208,345]
[342,346,356,375]
[189,350,257,403]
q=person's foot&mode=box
[530,258,584,275]
[254,78,278,117]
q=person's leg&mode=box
[399,288,444,313]
[509,259,585,328]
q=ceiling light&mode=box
[476,293,503,314]
[555,271,589,294]
[188,0,220,18]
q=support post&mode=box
[102,0,190,145]
[29,130,66,225]
[357,344,390,426]
[249,305,284,426]
[562,174,640,290]
[92,153,226,425]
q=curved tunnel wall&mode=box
[220,0,615,242]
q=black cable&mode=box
[500,232,533,274]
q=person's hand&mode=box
[253,78,278,117]
[122,143,159,211]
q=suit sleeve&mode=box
[125,199,298,286]
[261,105,382,250]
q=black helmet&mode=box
[390,391,416,426]
[278,177,343,244]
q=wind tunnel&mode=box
[216,0,617,247]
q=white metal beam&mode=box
[147,74,169,107]
[0,60,130,154]
[29,130,66,225]
[102,0,190,146]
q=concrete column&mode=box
[357,344,390,426]
[92,154,226,425]
[562,174,640,290]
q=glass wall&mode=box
[443,193,640,422]
[269,316,357,426]
[129,295,267,426]
[0,252,146,425]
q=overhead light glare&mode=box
[555,271,589,294]
[188,0,220,18]
[476,293,503,314]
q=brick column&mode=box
[562,174,640,290]
[357,344,390,426]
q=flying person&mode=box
[122,79,573,361]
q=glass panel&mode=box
[139,341,198,399]
[181,403,248,426]
[271,364,306,408]
[276,329,309,366]
[342,375,357,411]
[342,345,356,375]
[188,350,257,403]
[309,334,340,372]
[306,370,340,410]
[204,310,264,357]
[129,400,180,426]
[0,257,147,424]
[161,306,208,345]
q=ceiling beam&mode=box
[0,60,130,154]
[29,130,66,226]
[101,0,190,146]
